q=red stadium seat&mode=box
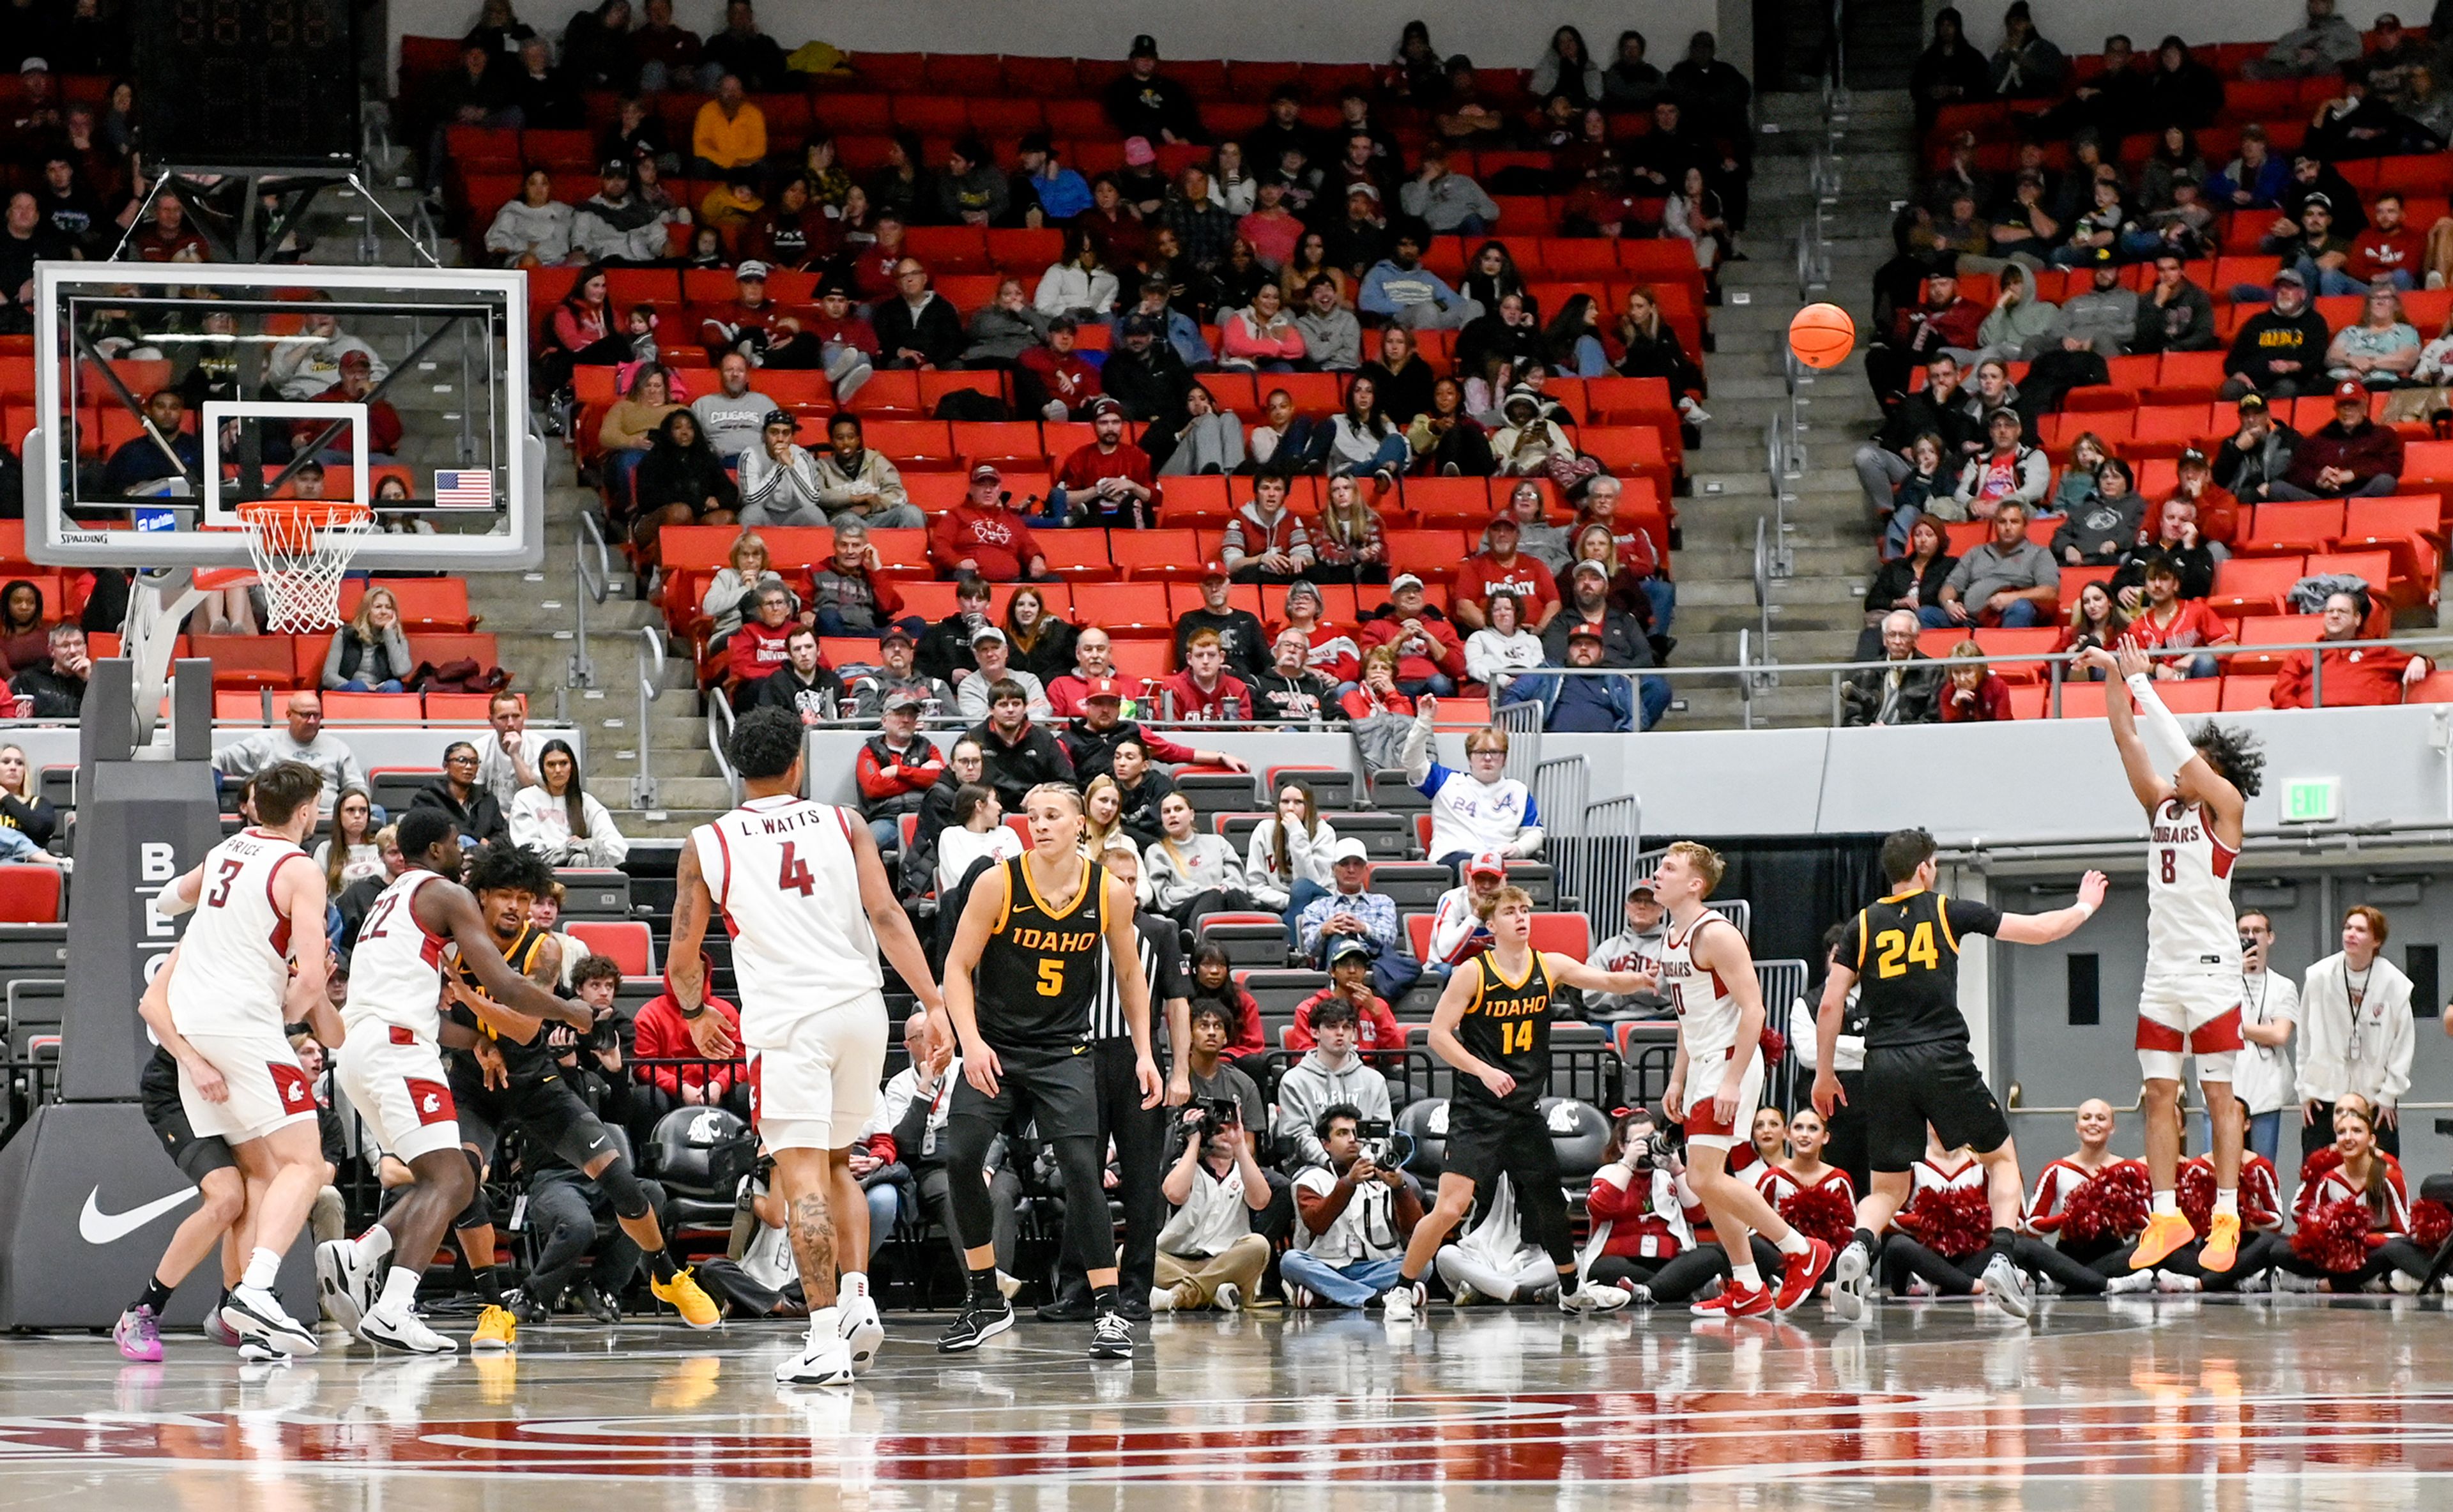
[569,920,654,977]
[2240,503,2343,556]
[2207,556,2303,616]
[0,865,61,923]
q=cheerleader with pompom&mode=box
[2152,1142,2292,1291]
[1763,1108,1859,1288]
[1877,1134,2004,1297]
[2278,1100,2435,1292]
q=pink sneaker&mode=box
[114,1305,164,1363]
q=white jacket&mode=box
[1465,627,1545,696]
[1241,817,1338,909]
[507,785,629,867]
[2294,951,2415,1108]
[1034,262,1120,318]
[267,333,390,402]
[483,199,576,266]
[2236,966,2301,1115]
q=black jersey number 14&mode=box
[1874,922,1939,979]
[1501,1018,1536,1055]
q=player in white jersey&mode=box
[667,708,945,1387]
[2079,643,2265,1275]
[1648,841,1835,1318]
[320,808,576,1354]
[125,762,339,1359]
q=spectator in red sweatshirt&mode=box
[1021,316,1105,420]
[724,582,802,704]
[1361,573,1469,696]
[855,690,944,850]
[2270,586,2431,708]
[2272,381,2404,499]
[928,463,1048,581]
[1937,641,2013,721]
[1160,628,1255,720]
[1288,938,1405,1064]
[1050,395,1158,526]
[631,962,744,1110]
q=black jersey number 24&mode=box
[1874,922,1939,979]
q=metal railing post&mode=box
[631,625,665,810]
[570,512,611,690]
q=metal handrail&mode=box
[708,693,740,806]
[631,625,665,810]
[571,512,611,689]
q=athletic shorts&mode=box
[1677,1046,1765,1152]
[1863,1039,2012,1173]
[140,1047,237,1182]
[744,997,890,1153]
[2137,970,2243,1085]
[1442,1097,1563,1195]
[448,1060,618,1172]
[174,1025,318,1146]
[943,1041,1100,1148]
[335,1027,462,1163]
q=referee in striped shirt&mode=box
[1042,832,1194,1322]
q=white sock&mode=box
[843,1271,869,1300]
[2152,1191,2179,1218]
[807,1305,839,1345]
[2215,1189,2239,1218]
[378,1266,422,1315]
[1729,1262,1762,1289]
[1776,1230,1811,1256]
[241,1247,280,1292]
[353,1226,395,1267]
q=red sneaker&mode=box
[1692,1280,1773,1318]
[1771,1237,1835,1314]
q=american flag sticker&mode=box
[433,469,494,508]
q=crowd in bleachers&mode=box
[1850,3,2453,722]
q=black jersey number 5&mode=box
[1037,959,1065,996]
[1874,922,1939,979]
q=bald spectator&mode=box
[2270,588,2431,707]
[210,690,369,813]
[874,258,967,370]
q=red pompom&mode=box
[2413,1199,2452,1251]
[2299,1146,2344,1187]
[1759,1025,1787,1065]
[2290,1195,2373,1274]
[2062,1161,2151,1244]
[2177,1163,2217,1235]
[1898,1182,1994,1260]
[1779,1182,1856,1251]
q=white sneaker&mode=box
[2157,1271,2203,1294]
[1451,1280,1481,1306]
[838,1292,885,1375]
[2275,1269,2325,1293]
[1830,1241,1871,1321]
[1380,1283,1419,1322]
[1213,1283,1242,1313]
[1559,1283,1632,1315]
[1980,1255,2033,1320]
[776,1317,856,1387]
[236,1340,294,1365]
[1618,1282,1654,1308]
[360,1304,456,1355]
[2104,1269,2159,1295]
[222,1285,320,1357]
[2391,1269,2424,1295]
[1148,1285,1178,1313]
[316,1240,372,1338]
[1287,1285,1316,1309]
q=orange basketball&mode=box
[1787,303,1857,369]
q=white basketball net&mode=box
[236,504,378,632]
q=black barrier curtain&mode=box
[1689,833,1892,975]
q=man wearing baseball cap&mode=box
[1173,563,1273,681]
[2270,378,2404,498]
[1423,850,1511,975]
[299,349,404,462]
[954,624,1053,722]
[1104,33,1203,146]
[854,625,954,720]
[572,157,672,264]
[1058,675,1245,783]
[1021,317,1105,423]
[1102,297,1202,432]
[2163,446,2242,548]
[1293,837,1421,1002]
[2219,265,2329,401]
[1051,395,1159,525]
[1507,625,1644,731]
[1586,881,1672,1021]
[2208,392,2299,507]
[1361,573,1467,697]
[927,464,1048,582]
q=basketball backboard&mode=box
[20,263,544,570]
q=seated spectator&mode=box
[754,624,844,723]
[2349,192,2424,290]
[630,957,743,1115]
[1046,631,1122,720]
[689,353,776,462]
[1161,629,1255,719]
[2113,495,2229,603]
[1214,284,1304,375]
[697,172,763,241]
[1398,143,1500,238]
[1990,1,2068,96]
[935,782,1024,896]
[851,693,942,850]
[1991,171,2063,269]
[724,584,800,706]
[2051,455,2144,568]
[1936,641,2012,722]
[1839,610,1942,726]
[1050,396,1159,526]
[855,627,954,722]
[1453,516,1562,632]
[595,363,679,514]
[8,623,87,717]
[2271,586,2431,706]
[317,585,411,695]
[484,167,576,268]
[1288,942,1409,1064]
[0,744,59,855]
[929,466,1048,581]
[1854,355,1982,523]
[1020,317,1103,422]
[1283,279,1359,378]
[1177,946,1267,1069]
[1465,590,1548,701]
[1953,408,2050,519]
[1218,473,1315,583]
[1106,738,1177,846]
[1340,645,1416,723]
[2164,444,2243,545]
[874,259,966,371]
[2126,177,2216,264]
[409,742,509,846]
[1310,473,1390,583]
[2210,393,2300,507]
[959,277,1047,370]
[1975,262,2061,363]
[2055,580,2130,675]
[1282,1104,1424,1308]
[2258,195,2361,298]
[1491,386,1580,480]
[1156,381,1247,477]
[1276,579,1363,692]
[211,689,366,813]
[934,138,1008,228]
[2049,181,2132,270]
[630,409,737,562]
[1035,229,1120,323]
[1318,375,1411,484]
[1865,259,1985,401]
[1101,310,1198,429]
[1350,325,1433,431]
[1362,574,1467,697]
[969,679,1076,811]
[1249,628,1337,724]
[997,587,1072,687]
[1359,227,1479,331]
[508,739,628,866]
[1175,563,1273,677]
[1864,516,1958,646]
[128,193,213,263]
[803,521,905,638]
[2056,262,2136,358]
[2222,270,2331,400]
[1144,790,1251,931]
[2273,381,2403,498]
[689,74,765,175]
[1152,1094,1274,1313]
[2245,0,2361,79]
[1929,501,2057,627]
[1455,291,1544,398]
[955,627,1051,722]
[1545,557,1658,675]
[804,414,915,528]
[573,158,680,266]
[800,281,879,406]
[1242,779,1338,925]
[1508,625,1654,731]
[2328,287,2421,388]
[2114,554,2236,678]
[1007,133,1089,229]
[292,352,403,466]
[735,409,828,528]
[701,530,790,641]
[1275,995,1395,1172]
[1238,179,1304,274]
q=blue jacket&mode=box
[1110,307,1212,369]
[1023,165,1092,222]
[2205,156,2289,210]
[1504,669,1635,733]
[1359,260,1467,319]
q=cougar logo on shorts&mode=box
[270,1062,312,1110]
[406,1078,455,1126]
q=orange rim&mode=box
[235,501,374,553]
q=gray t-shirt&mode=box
[1944,539,2060,616]
[692,389,777,459]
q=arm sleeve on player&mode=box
[2125,673,2198,779]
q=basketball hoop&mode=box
[234,501,377,632]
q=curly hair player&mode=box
[2079,643,2265,1275]
[668,707,946,1387]
[1814,828,2107,1321]
[1384,885,1653,1318]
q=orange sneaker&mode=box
[2130,1212,2197,1271]
[2198,1212,2242,1273]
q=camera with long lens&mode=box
[1626,1123,1684,1173]
[1189,1097,1241,1132]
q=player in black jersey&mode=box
[441,845,719,1343]
[1812,828,2107,1322]
[1387,887,1653,1319]
[937,783,1156,1359]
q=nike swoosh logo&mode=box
[80,1186,198,1246]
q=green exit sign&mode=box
[2282,777,2339,825]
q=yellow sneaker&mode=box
[471,1304,518,1350]
[2199,1212,2242,1273]
[652,1267,722,1329]
[2130,1212,2197,1271]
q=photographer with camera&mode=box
[1153,1094,1276,1311]
[1283,1104,1424,1308]
[1274,995,1394,1174]
[1166,1000,1267,1163]
[1581,1107,1742,1305]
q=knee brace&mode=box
[595,1156,653,1223]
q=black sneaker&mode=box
[936,1298,1016,1354]
[508,1290,553,1327]
[581,1285,622,1325]
[1035,1296,1094,1323]
[1117,1294,1153,1323]
[1089,1310,1134,1359]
